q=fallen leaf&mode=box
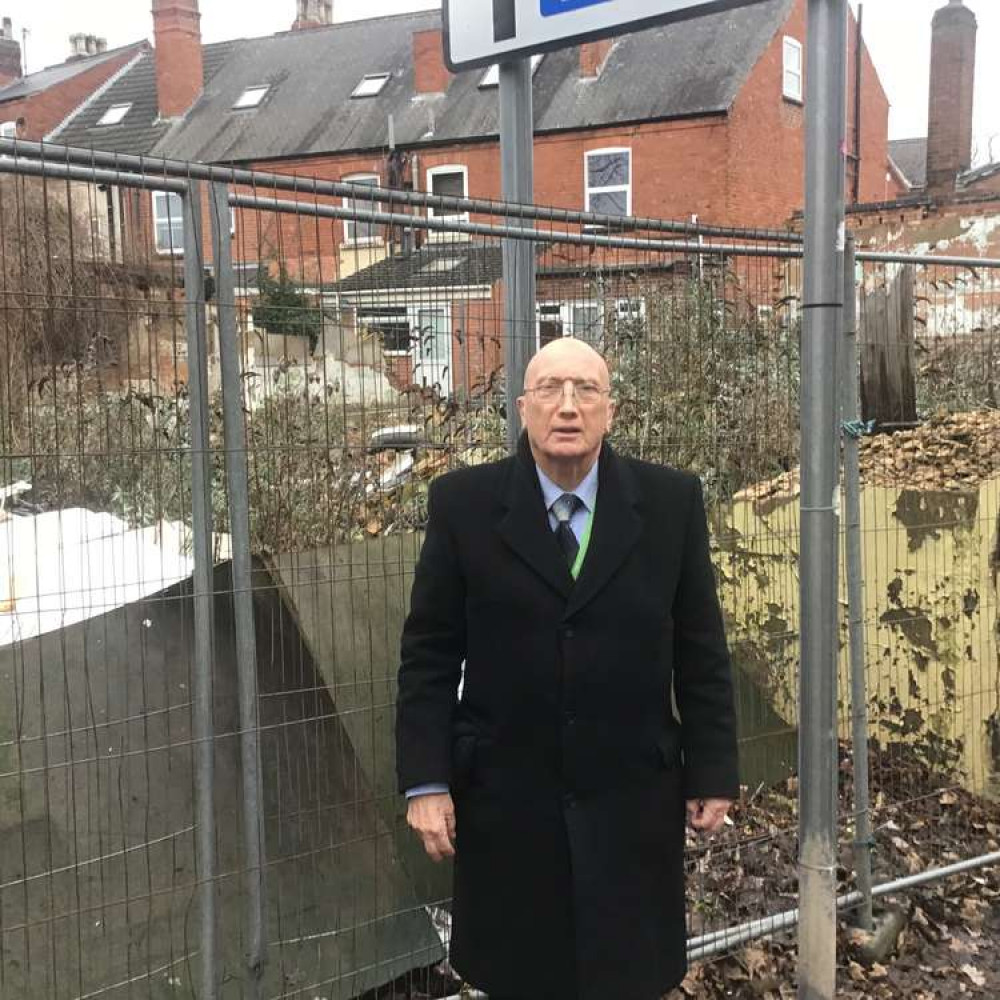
[742,946,771,978]
[960,964,986,987]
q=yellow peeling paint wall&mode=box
[715,477,1000,796]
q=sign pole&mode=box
[797,0,847,997]
[500,57,536,452]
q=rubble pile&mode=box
[734,409,1000,508]
[859,409,1000,491]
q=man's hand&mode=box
[407,792,457,862]
[686,798,732,834]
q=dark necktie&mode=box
[551,493,583,567]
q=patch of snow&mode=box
[0,509,200,647]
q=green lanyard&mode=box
[570,495,596,580]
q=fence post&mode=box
[798,0,847,997]
[500,58,536,451]
[184,179,219,999]
[841,235,874,931]
[209,181,268,994]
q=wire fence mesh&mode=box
[0,143,997,999]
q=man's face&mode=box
[516,342,615,467]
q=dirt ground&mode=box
[669,740,1000,999]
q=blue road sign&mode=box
[540,0,613,14]
[446,0,771,71]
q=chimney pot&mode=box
[925,0,977,193]
[1,18,11,38]
[293,0,333,30]
[152,0,204,119]
[413,28,450,95]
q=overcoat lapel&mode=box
[496,434,641,613]
[563,439,642,618]
[496,439,573,600]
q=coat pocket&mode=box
[655,729,682,771]
[451,733,478,791]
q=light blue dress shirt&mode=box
[405,459,601,800]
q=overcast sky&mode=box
[7,0,999,162]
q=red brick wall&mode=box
[926,0,977,193]
[125,0,896,270]
[967,172,1000,196]
[847,10,895,205]
[413,29,451,95]
[848,195,1000,259]
[197,118,732,284]
[0,45,146,140]
[152,0,204,118]
[726,0,892,226]
[453,287,505,396]
[579,38,614,78]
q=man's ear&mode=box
[516,395,526,421]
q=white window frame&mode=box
[152,190,184,256]
[0,121,16,138]
[535,299,603,349]
[584,147,632,218]
[426,164,470,238]
[341,173,381,246]
[234,85,270,110]
[352,73,391,98]
[782,36,803,102]
[358,305,411,356]
[152,192,233,254]
[97,103,132,126]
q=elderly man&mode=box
[395,337,739,1000]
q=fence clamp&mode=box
[841,419,875,440]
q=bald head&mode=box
[522,337,610,392]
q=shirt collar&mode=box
[535,458,599,513]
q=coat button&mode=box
[562,627,575,639]
[564,711,576,726]
[563,793,576,808]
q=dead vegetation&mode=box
[736,408,1000,508]
[670,739,1000,999]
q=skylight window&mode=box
[233,85,270,110]
[97,103,132,126]
[478,54,543,89]
[420,257,464,274]
[352,73,391,98]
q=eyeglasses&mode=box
[525,379,610,404]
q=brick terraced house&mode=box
[0,29,148,141]
[42,0,897,396]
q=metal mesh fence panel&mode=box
[0,142,997,999]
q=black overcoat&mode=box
[395,434,739,1000]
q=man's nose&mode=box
[557,384,580,414]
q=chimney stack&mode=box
[0,17,22,84]
[925,0,977,193]
[292,0,333,30]
[152,0,204,119]
[413,29,450,95]
[579,38,614,78]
